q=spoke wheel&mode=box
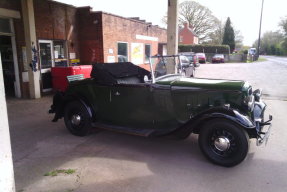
[199,119,249,167]
[64,101,92,136]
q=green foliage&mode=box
[179,44,230,54]
[279,16,287,36]
[222,17,235,52]
[278,16,287,55]
[44,169,76,177]
[253,31,285,55]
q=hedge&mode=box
[178,44,230,54]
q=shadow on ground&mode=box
[7,96,287,192]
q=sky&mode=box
[55,0,287,46]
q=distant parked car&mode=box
[196,53,206,63]
[212,54,225,63]
[179,55,195,77]
[179,52,200,67]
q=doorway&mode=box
[39,40,54,92]
[0,35,16,97]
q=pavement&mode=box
[7,56,287,192]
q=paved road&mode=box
[8,57,287,192]
[263,55,287,66]
[196,56,287,100]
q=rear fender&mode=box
[49,92,94,122]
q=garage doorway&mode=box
[0,36,15,97]
[39,40,54,92]
[0,17,21,98]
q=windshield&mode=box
[149,55,183,82]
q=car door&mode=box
[107,83,155,129]
[150,83,180,131]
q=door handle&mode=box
[114,91,120,96]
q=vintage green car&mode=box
[49,56,272,167]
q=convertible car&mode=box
[49,57,272,167]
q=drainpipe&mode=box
[0,52,16,192]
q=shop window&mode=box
[117,42,128,62]
[53,41,67,66]
[145,44,151,63]
[0,18,11,34]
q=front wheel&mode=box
[199,119,249,167]
[64,101,92,136]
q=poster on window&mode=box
[131,43,143,65]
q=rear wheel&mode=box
[64,101,92,136]
[199,119,249,167]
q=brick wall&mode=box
[34,0,79,57]
[76,7,104,65]
[102,12,167,69]
[76,9,167,68]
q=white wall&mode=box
[0,52,16,192]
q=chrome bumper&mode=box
[252,90,273,146]
[256,115,272,146]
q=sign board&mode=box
[107,56,115,63]
[131,43,143,65]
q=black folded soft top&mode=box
[90,62,151,84]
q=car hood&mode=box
[157,77,247,91]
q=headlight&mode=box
[244,94,255,111]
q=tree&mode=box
[252,31,284,55]
[279,16,287,53]
[204,20,243,50]
[162,1,219,42]
[234,29,244,50]
[178,1,219,42]
[279,16,287,36]
[204,20,224,44]
[222,17,235,52]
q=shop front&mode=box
[38,40,68,92]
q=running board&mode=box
[91,122,154,137]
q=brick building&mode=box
[179,22,199,45]
[77,7,167,71]
[0,0,167,99]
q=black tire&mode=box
[199,119,249,167]
[64,101,92,136]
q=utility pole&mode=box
[257,0,264,60]
[166,0,178,73]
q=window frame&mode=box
[144,44,151,63]
[117,41,129,62]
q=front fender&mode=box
[173,107,256,139]
[201,109,255,129]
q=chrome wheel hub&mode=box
[71,114,81,125]
[214,136,230,151]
